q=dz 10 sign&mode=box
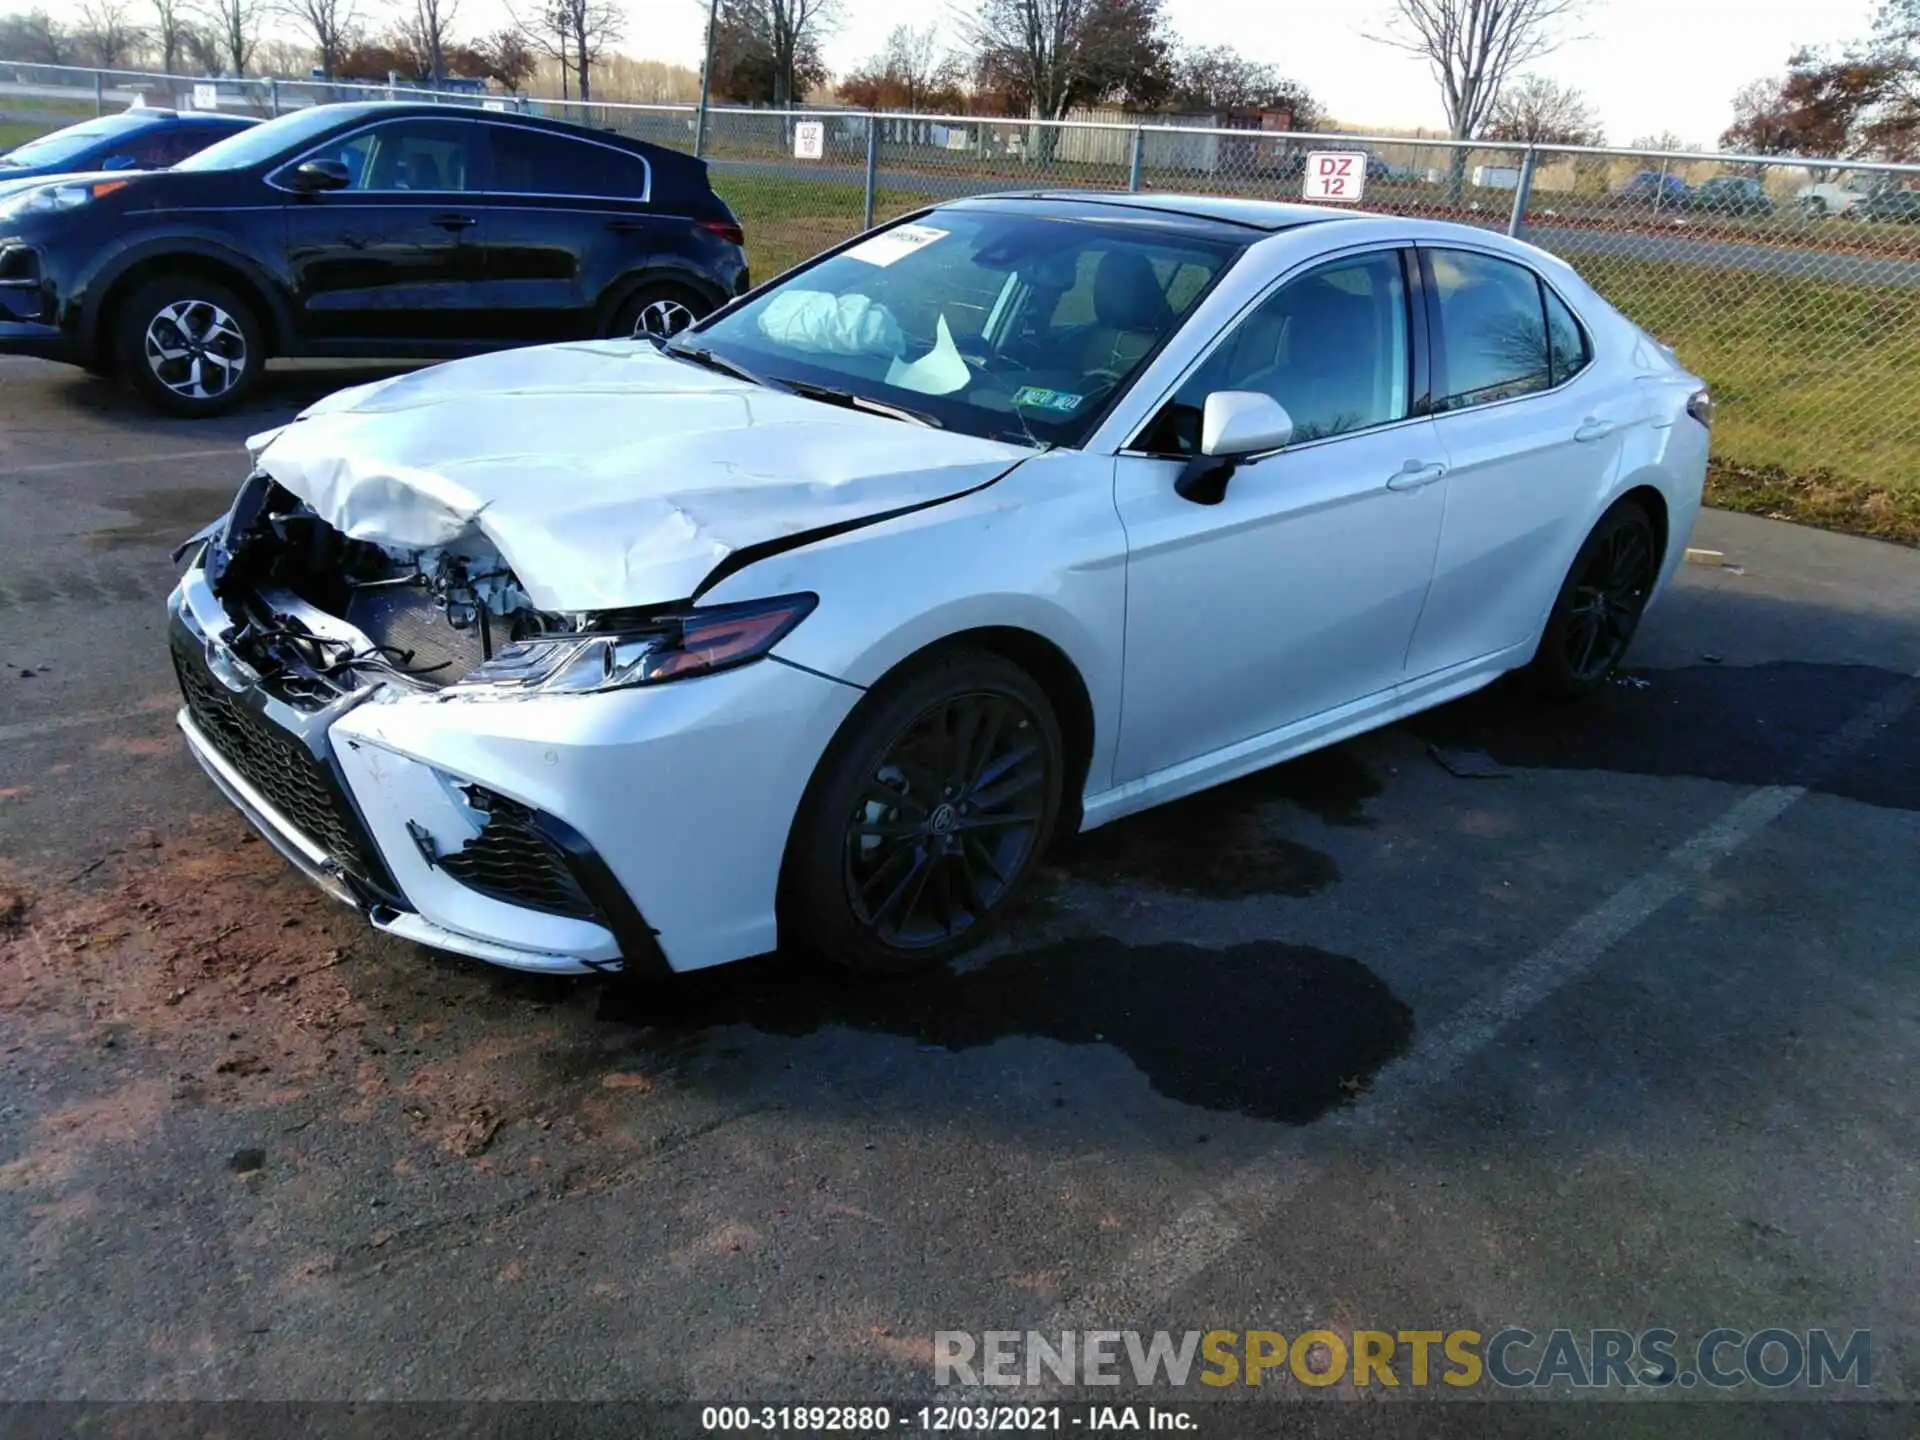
[1303,152,1367,202]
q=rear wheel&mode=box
[113,276,263,417]
[607,282,709,341]
[782,649,1064,976]
[1526,500,1660,699]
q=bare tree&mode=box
[180,20,223,71]
[1371,0,1585,196]
[515,1,573,99]
[1483,72,1602,145]
[0,9,74,64]
[514,0,623,100]
[151,0,189,70]
[966,0,1170,126]
[197,0,263,73]
[277,0,358,76]
[78,0,147,67]
[399,0,459,82]
[725,0,842,108]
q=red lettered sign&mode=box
[1303,151,1367,202]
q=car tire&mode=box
[607,282,710,342]
[114,275,263,417]
[1525,498,1660,700]
[781,648,1065,976]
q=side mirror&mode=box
[1176,391,1294,505]
[1200,390,1293,457]
[288,158,351,194]
[100,153,138,171]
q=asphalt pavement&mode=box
[0,355,1915,1431]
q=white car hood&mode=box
[248,341,1031,612]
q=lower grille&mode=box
[440,789,600,921]
[173,650,383,884]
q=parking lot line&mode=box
[8,448,239,476]
[1033,670,1920,1341]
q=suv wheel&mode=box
[608,283,708,341]
[114,276,263,417]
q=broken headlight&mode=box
[449,593,817,697]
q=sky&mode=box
[36,0,1887,147]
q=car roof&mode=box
[125,109,255,127]
[943,189,1359,236]
[288,101,658,155]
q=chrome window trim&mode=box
[1120,238,1420,459]
[265,116,653,204]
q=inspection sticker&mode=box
[843,224,950,268]
[1012,386,1084,414]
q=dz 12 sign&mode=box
[793,121,825,160]
[1303,151,1367,202]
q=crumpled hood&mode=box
[248,341,1030,612]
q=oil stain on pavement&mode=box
[1411,661,1918,811]
[607,938,1415,1124]
[1049,746,1383,900]
[85,486,238,550]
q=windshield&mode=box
[687,208,1242,447]
[0,114,149,167]
[173,105,354,172]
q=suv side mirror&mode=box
[1176,391,1294,505]
[288,158,351,193]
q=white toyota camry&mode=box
[169,192,1710,979]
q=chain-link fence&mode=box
[4,61,1919,508]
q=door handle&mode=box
[605,218,649,234]
[432,213,477,231]
[1386,460,1447,492]
[1574,418,1616,443]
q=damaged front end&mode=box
[169,471,813,975]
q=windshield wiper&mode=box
[783,380,944,429]
[662,342,771,389]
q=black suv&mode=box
[0,102,748,414]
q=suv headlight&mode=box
[0,178,128,219]
[449,593,817,698]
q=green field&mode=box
[1574,257,1920,543]
[0,118,61,152]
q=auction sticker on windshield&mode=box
[1303,152,1366,202]
[844,225,949,268]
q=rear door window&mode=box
[487,126,650,200]
[1426,248,1554,411]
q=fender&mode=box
[596,260,733,329]
[73,230,297,354]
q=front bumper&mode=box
[168,557,862,975]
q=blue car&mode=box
[0,108,255,187]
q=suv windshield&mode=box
[173,105,354,172]
[686,207,1242,447]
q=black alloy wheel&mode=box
[783,650,1064,975]
[1528,499,1660,698]
[847,691,1049,950]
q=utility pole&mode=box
[694,0,718,158]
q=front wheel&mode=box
[607,282,710,342]
[781,649,1064,976]
[1525,500,1660,699]
[113,276,263,417]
